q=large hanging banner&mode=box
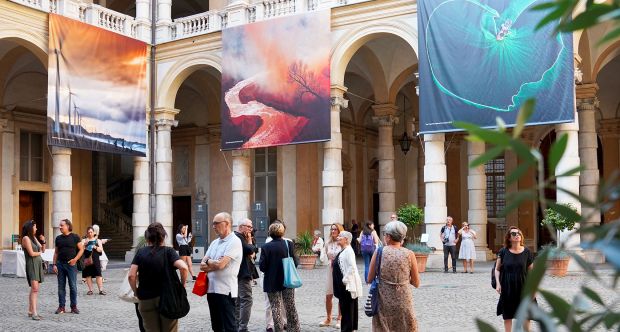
[47,14,148,156]
[220,10,331,150]
[418,0,574,134]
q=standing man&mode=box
[201,212,242,332]
[234,218,258,332]
[52,219,84,314]
[440,216,459,273]
[350,219,360,255]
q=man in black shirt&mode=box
[235,218,258,332]
[52,219,84,314]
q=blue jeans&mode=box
[362,251,373,282]
[57,261,78,307]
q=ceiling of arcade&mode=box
[596,55,620,120]
[173,67,221,128]
[0,40,47,116]
[97,0,211,19]
[342,34,418,137]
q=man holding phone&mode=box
[439,216,458,273]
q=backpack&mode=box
[360,234,375,254]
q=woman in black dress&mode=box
[495,226,534,332]
[82,226,106,295]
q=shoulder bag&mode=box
[282,240,302,288]
[364,246,383,317]
[159,247,190,319]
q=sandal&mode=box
[319,320,332,327]
[99,290,107,295]
[87,291,93,295]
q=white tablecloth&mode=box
[1,250,26,278]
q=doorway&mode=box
[172,196,192,249]
[19,191,44,237]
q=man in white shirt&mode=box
[201,212,242,331]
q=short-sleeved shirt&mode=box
[131,246,180,300]
[55,233,81,262]
[205,232,242,297]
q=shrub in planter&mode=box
[405,243,431,273]
[296,231,317,269]
[397,204,424,243]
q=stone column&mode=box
[322,85,347,236]
[51,146,72,240]
[577,83,603,263]
[156,0,173,42]
[134,0,151,42]
[555,111,582,268]
[231,149,251,229]
[372,104,398,229]
[467,141,493,260]
[130,116,150,261]
[0,116,15,249]
[423,133,447,268]
[154,108,178,245]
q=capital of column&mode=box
[0,118,10,132]
[371,103,398,117]
[372,114,399,127]
[577,97,599,112]
[154,108,179,129]
[231,149,251,158]
[576,82,598,100]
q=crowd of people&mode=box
[19,213,533,332]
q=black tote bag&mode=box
[159,247,190,319]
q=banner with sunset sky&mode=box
[47,14,148,156]
[220,10,331,150]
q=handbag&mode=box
[84,256,94,267]
[192,271,208,296]
[364,246,383,317]
[158,247,190,319]
[118,269,138,303]
[282,240,302,289]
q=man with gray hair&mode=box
[440,216,458,273]
[234,218,258,332]
[201,212,243,331]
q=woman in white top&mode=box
[320,223,343,328]
[312,230,327,265]
[457,222,477,273]
[176,224,196,280]
[333,231,363,332]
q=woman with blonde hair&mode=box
[320,223,344,328]
[368,220,420,331]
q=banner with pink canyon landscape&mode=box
[220,10,331,150]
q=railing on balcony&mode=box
[263,0,296,18]
[172,11,222,39]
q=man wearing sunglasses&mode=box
[439,217,459,273]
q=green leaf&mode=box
[513,99,535,138]
[470,145,505,168]
[546,202,582,228]
[552,185,598,209]
[475,318,498,332]
[564,5,616,31]
[581,286,605,306]
[539,289,572,322]
[508,139,537,163]
[523,249,548,298]
[598,25,620,46]
[548,133,568,173]
[535,4,571,30]
[506,159,535,184]
[603,312,620,329]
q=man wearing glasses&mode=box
[201,212,243,332]
[234,218,259,332]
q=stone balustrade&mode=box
[9,0,370,42]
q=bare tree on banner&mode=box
[47,14,148,156]
[418,0,575,134]
[220,10,331,150]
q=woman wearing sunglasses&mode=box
[495,226,535,332]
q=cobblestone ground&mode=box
[0,260,617,332]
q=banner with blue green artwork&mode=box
[418,0,575,134]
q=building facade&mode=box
[0,0,618,266]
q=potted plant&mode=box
[295,231,317,269]
[405,243,432,273]
[397,204,428,271]
[540,203,577,277]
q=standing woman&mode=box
[457,222,477,273]
[368,221,420,332]
[357,222,382,282]
[82,226,106,295]
[129,222,189,332]
[496,226,535,332]
[312,230,327,265]
[176,224,196,281]
[320,223,344,328]
[259,222,300,332]
[333,231,363,332]
[21,220,45,320]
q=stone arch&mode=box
[157,53,222,109]
[352,46,389,103]
[0,30,48,69]
[331,20,418,88]
[388,64,418,104]
[592,39,620,81]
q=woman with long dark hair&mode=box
[21,220,45,320]
[495,226,535,332]
[128,222,188,331]
[82,226,105,295]
[176,224,195,281]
